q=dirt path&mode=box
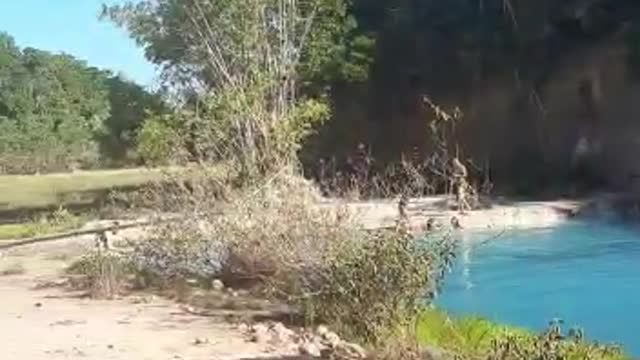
[0,242,300,360]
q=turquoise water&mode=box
[437,220,640,354]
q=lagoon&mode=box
[438,220,640,354]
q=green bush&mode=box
[299,227,457,344]
[0,115,101,174]
[136,114,187,166]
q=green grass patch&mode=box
[416,308,527,355]
[0,167,166,210]
[0,207,86,240]
[0,165,228,211]
[415,309,626,359]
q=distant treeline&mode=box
[0,32,165,174]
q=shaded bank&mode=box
[305,0,640,196]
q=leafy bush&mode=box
[303,228,456,344]
[0,114,100,173]
[136,114,187,166]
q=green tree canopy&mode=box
[0,32,165,173]
[101,0,375,93]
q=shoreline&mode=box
[5,192,629,250]
[344,195,582,233]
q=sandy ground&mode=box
[334,195,580,232]
[0,195,580,360]
[0,242,301,360]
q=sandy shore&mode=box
[341,195,581,232]
[1,195,583,252]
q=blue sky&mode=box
[0,0,156,86]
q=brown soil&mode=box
[0,240,301,360]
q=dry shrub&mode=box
[131,168,352,284]
[127,166,457,345]
[66,252,132,299]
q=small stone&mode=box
[334,341,367,359]
[320,347,333,359]
[271,322,295,343]
[315,325,329,337]
[211,279,225,291]
[249,323,270,343]
[237,323,249,333]
[34,302,42,308]
[107,344,114,350]
[298,342,322,357]
[193,337,208,345]
[322,331,341,348]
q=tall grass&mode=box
[414,309,626,360]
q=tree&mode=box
[101,76,167,162]
[0,32,164,173]
[102,0,367,175]
[102,0,374,94]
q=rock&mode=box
[193,337,209,345]
[107,344,114,350]
[320,347,333,359]
[237,323,249,333]
[34,302,42,308]
[249,323,270,343]
[271,322,296,343]
[333,341,367,360]
[420,345,449,360]
[321,331,341,348]
[211,279,225,291]
[182,305,196,313]
[131,295,156,304]
[298,341,322,358]
[315,325,329,337]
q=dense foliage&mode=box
[101,0,375,93]
[0,32,164,173]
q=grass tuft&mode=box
[0,207,85,240]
